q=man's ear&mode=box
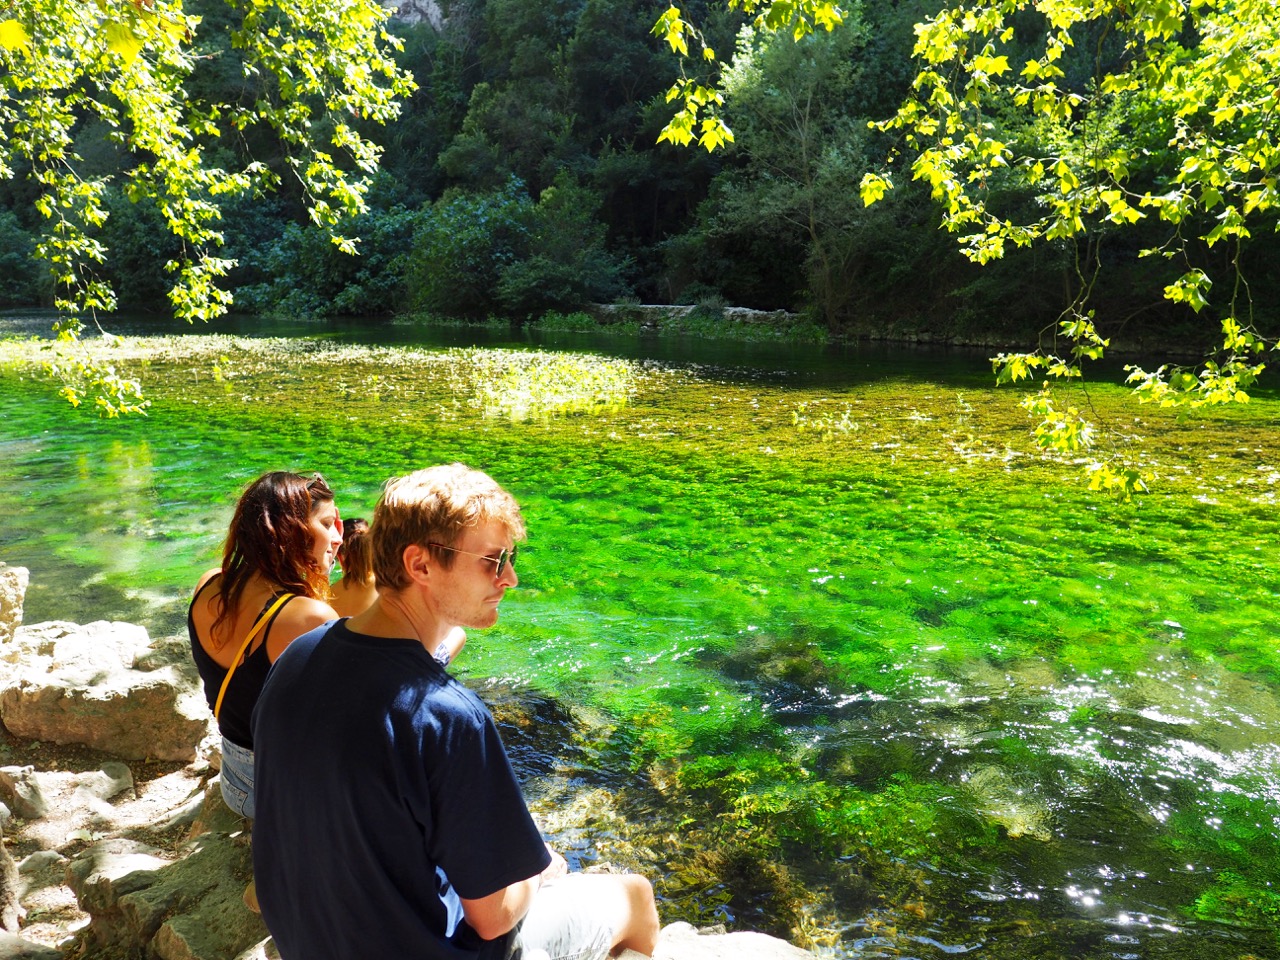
[401,544,433,586]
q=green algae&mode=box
[2,331,1280,957]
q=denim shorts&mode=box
[219,737,255,819]
[505,875,617,960]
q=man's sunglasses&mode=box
[428,542,518,577]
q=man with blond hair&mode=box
[252,463,659,960]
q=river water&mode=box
[1,315,1278,959]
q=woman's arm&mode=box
[436,626,467,665]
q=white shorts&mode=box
[507,875,619,960]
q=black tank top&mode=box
[188,575,292,749]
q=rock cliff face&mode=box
[382,0,444,26]
[0,567,816,960]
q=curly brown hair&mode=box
[213,471,335,634]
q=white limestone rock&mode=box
[650,922,815,960]
[72,762,135,803]
[383,0,443,26]
[0,566,29,646]
[0,930,60,959]
[0,769,47,821]
[0,622,210,761]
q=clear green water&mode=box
[2,318,1279,959]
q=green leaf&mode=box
[652,6,689,56]
[0,19,30,52]
[971,54,1009,76]
[1164,271,1212,313]
[104,20,145,64]
[859,173,888,207]
[698,116,734,152]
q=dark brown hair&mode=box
[213,471,335,635]
[336,517,373,586]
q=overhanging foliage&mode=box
[658,0,1280,498]
[859,0,1280,495]
[0,0,414,413]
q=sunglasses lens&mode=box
[496,545,518,576]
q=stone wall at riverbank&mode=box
[0,563,816,960]
[583,303,1207,356]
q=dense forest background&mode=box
[3,0,1277,350]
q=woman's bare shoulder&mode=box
[330,579,377,619]
[273,595,339,637]
[194,568,222,596]
[285,595,340,624]
[266,594,339,661]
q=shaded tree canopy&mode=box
[653,0,846,151]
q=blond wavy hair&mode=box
[371,463,526,591]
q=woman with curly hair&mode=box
[188,471,342,819]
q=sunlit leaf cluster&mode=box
[0,0,414,392]
[866,0,1280,284]
[38,333,149,417]
[652,1,844,151]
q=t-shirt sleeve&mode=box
[427,703,552,900]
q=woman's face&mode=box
[309,500,343,573]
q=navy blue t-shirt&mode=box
[251,619,552,960]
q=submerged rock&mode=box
[964,764,1054,842]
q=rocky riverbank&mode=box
[0,562,816,960]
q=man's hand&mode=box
[541,844,567,882]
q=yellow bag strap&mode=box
[213,593,292,721]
